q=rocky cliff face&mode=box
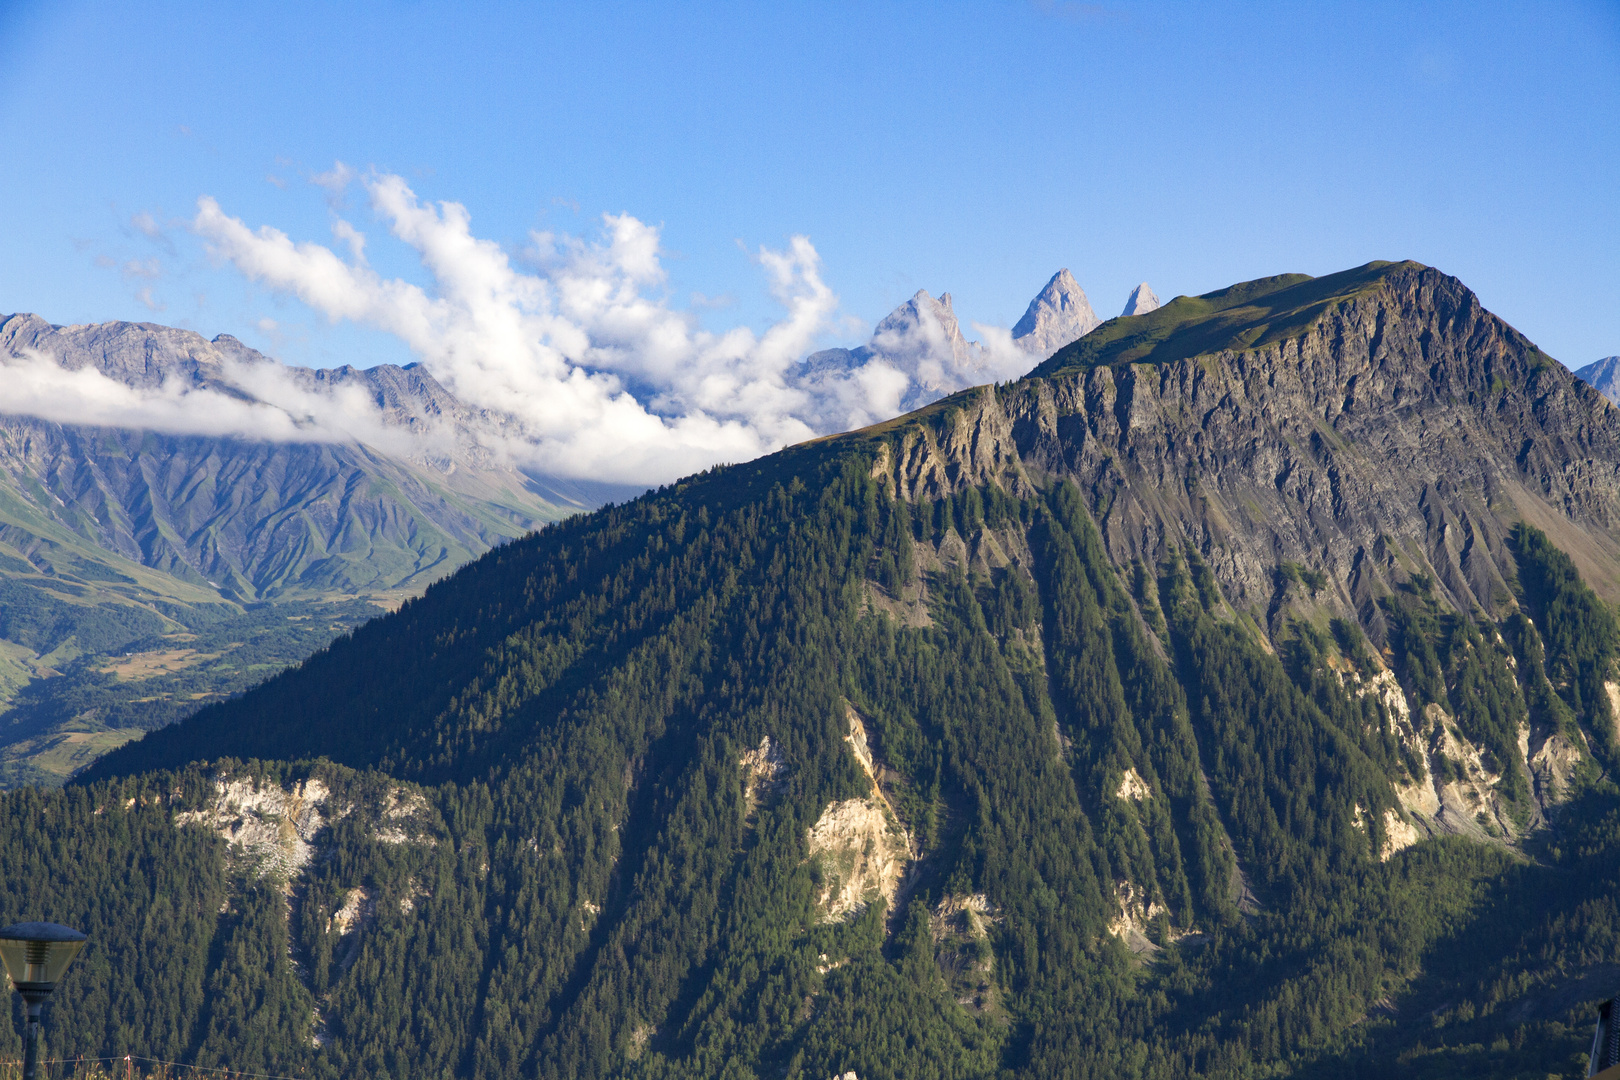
[0,313,255,389]
[851,261,1620,841]
[873,263,1620,634]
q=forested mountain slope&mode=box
[15,260,1620,1079]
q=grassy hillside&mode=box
[1034,260,1422,374]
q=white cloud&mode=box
[190,170,851,483]
[123,258,162,280]
[0,347,415,451]
[312,162,357,202]
[10,167,1033,488]
[131,211,165,241]
[128,210,179,256]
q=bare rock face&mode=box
[1012,268,1100,358]
[1121,282,1161,317]
[0,312,545,469]
[799,289,990,422]
[868,262,1620,638]
[849,260,1620,852]
[0,313,236,389]
[865,289,997,401]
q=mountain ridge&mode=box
[31,258,1620,1080]
[1121,281,1160,316]
[1010,267,1100,355]
[799,268,1115,423]
[0,313,619,784]
[95,258,1620,814]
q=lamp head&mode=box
[0,923,86,1002]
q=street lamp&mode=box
[0,923,87,1080]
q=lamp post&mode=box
[0,923,87,1080]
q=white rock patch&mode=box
[1116,768,1150,803]
[806,705,915,920]
[328,886,373,937]
[739,734,786,807]
[807,798,910,920]
[1107,880,1174,955]
[1380,809,1421,861]
[174,777,330,880]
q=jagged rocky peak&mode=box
[0,312,256,390]
[1121,282,1160,317]
[1574,355,1620,406]
[1012,268,1100,357]
[869,289,973,360]
[1,311,480,442]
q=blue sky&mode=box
[1,0,1617,374]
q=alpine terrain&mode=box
[0,269,1125,786]
[1,260,1617,1079]
[0,315,607,784]
[802,269,1111,416]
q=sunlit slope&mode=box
[38,261,1620,1078]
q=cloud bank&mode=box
[6,169,1039,486]
[187,171,858,484]
[0,345,430,459]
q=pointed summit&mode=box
[871,289,972,361]
[1122,282,1161,317]
[1012,269,1100,358]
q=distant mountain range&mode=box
[0,313,614,600]
[801,269,1154,416]
[0,314,617,783]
